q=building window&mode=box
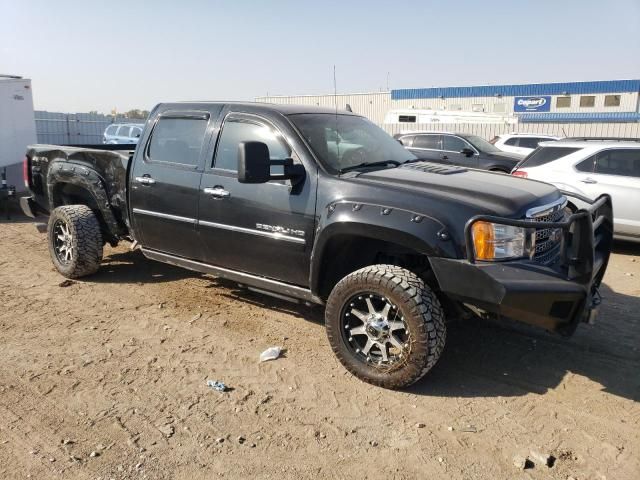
[556,97,571,108]
[580,96,595,108]
[604,95,621,107]
[471,104,485,112]
[449,104,462,111]
[493,103,506,113]
[398,115,417,123]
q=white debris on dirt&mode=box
[259,346,283,362]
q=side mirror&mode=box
[237,141,305,185]
[460,147,475,157]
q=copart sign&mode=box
[514,96,551,112]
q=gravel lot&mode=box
[1,214,639,479]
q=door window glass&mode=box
[443,135,469,152]
[147,117,208,166]
[106,125,118,135]
[117,126,131,137]
[214,119,291,171]
[413,135,441,150]
[518,138,541,149]
[504,137,519,146]
[131,127,142,138]
[593,149,640,177]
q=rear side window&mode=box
[105,125,118,136]
[214,119,291,171]
[518,137,544,149]
[504,137,519,146]
[413,135,441,150]
[397,135,414,146]
[578,149,640,177]
[520,147,581,168]
[147,117,208,166]
[131,127,142,138]
[117,126,131,137]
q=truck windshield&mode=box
[288,113,416,173]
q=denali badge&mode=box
[256,223,305,237]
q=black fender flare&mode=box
[309,200,459,295]
[47,161,124,236]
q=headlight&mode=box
[472,221,528,260]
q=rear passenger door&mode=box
[129,110,215,258]
[408,134,442,162]
[575,148,640,237]
[116,126,131,144]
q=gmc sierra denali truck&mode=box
[20,102,613,389]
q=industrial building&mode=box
[256,79,640,137]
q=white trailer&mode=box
[0,75,37,192]
[383,108,518,126]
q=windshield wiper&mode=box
[339,160,400,174]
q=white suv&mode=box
[490,133,560,156]
[512,138,640,242]
[103,123,145,144]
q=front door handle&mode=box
[134,176,156,185]
[581,177,597,184]
[203,186,230,199]
[442,155,449,160]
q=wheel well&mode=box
[316,234,431,300]
[52,183,107,233]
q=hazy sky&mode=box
[2,0,639,113]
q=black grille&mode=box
[527,203,566,265]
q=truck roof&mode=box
[159,101,359,117]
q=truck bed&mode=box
[25,144,134,234]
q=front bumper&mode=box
[432,193,613,335]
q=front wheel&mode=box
[325,265,446,389]
[48,205,103,278]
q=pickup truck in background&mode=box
[20,102,613,389]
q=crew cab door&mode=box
[129,111,212,258]
[197,112,316,286]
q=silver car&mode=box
[103,123,145,145]
[512,138,640,242]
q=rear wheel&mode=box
[325,265,446,389]
[48,205,103,278]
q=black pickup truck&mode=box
[20,102,613,389]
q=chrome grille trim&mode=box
[526,197,567,266]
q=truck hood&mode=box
[350,162,560,218]
[485,150,525,162]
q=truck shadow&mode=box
[409,282,640,402]
[92,249,639,402]
[91,250,199,284]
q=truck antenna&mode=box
[333,65,340,160]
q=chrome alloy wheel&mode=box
[53,219,74,264]
[341,293,410,368]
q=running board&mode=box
[141,248,324,306]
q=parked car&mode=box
[490,133,561,156]
[103,123,145,144]
[20,103,612,389]
[512,138,639,242]
[394,131,523,172]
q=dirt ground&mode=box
[1,214,639,480]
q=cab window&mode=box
[214,119,290,172]
[147,117,208,166]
